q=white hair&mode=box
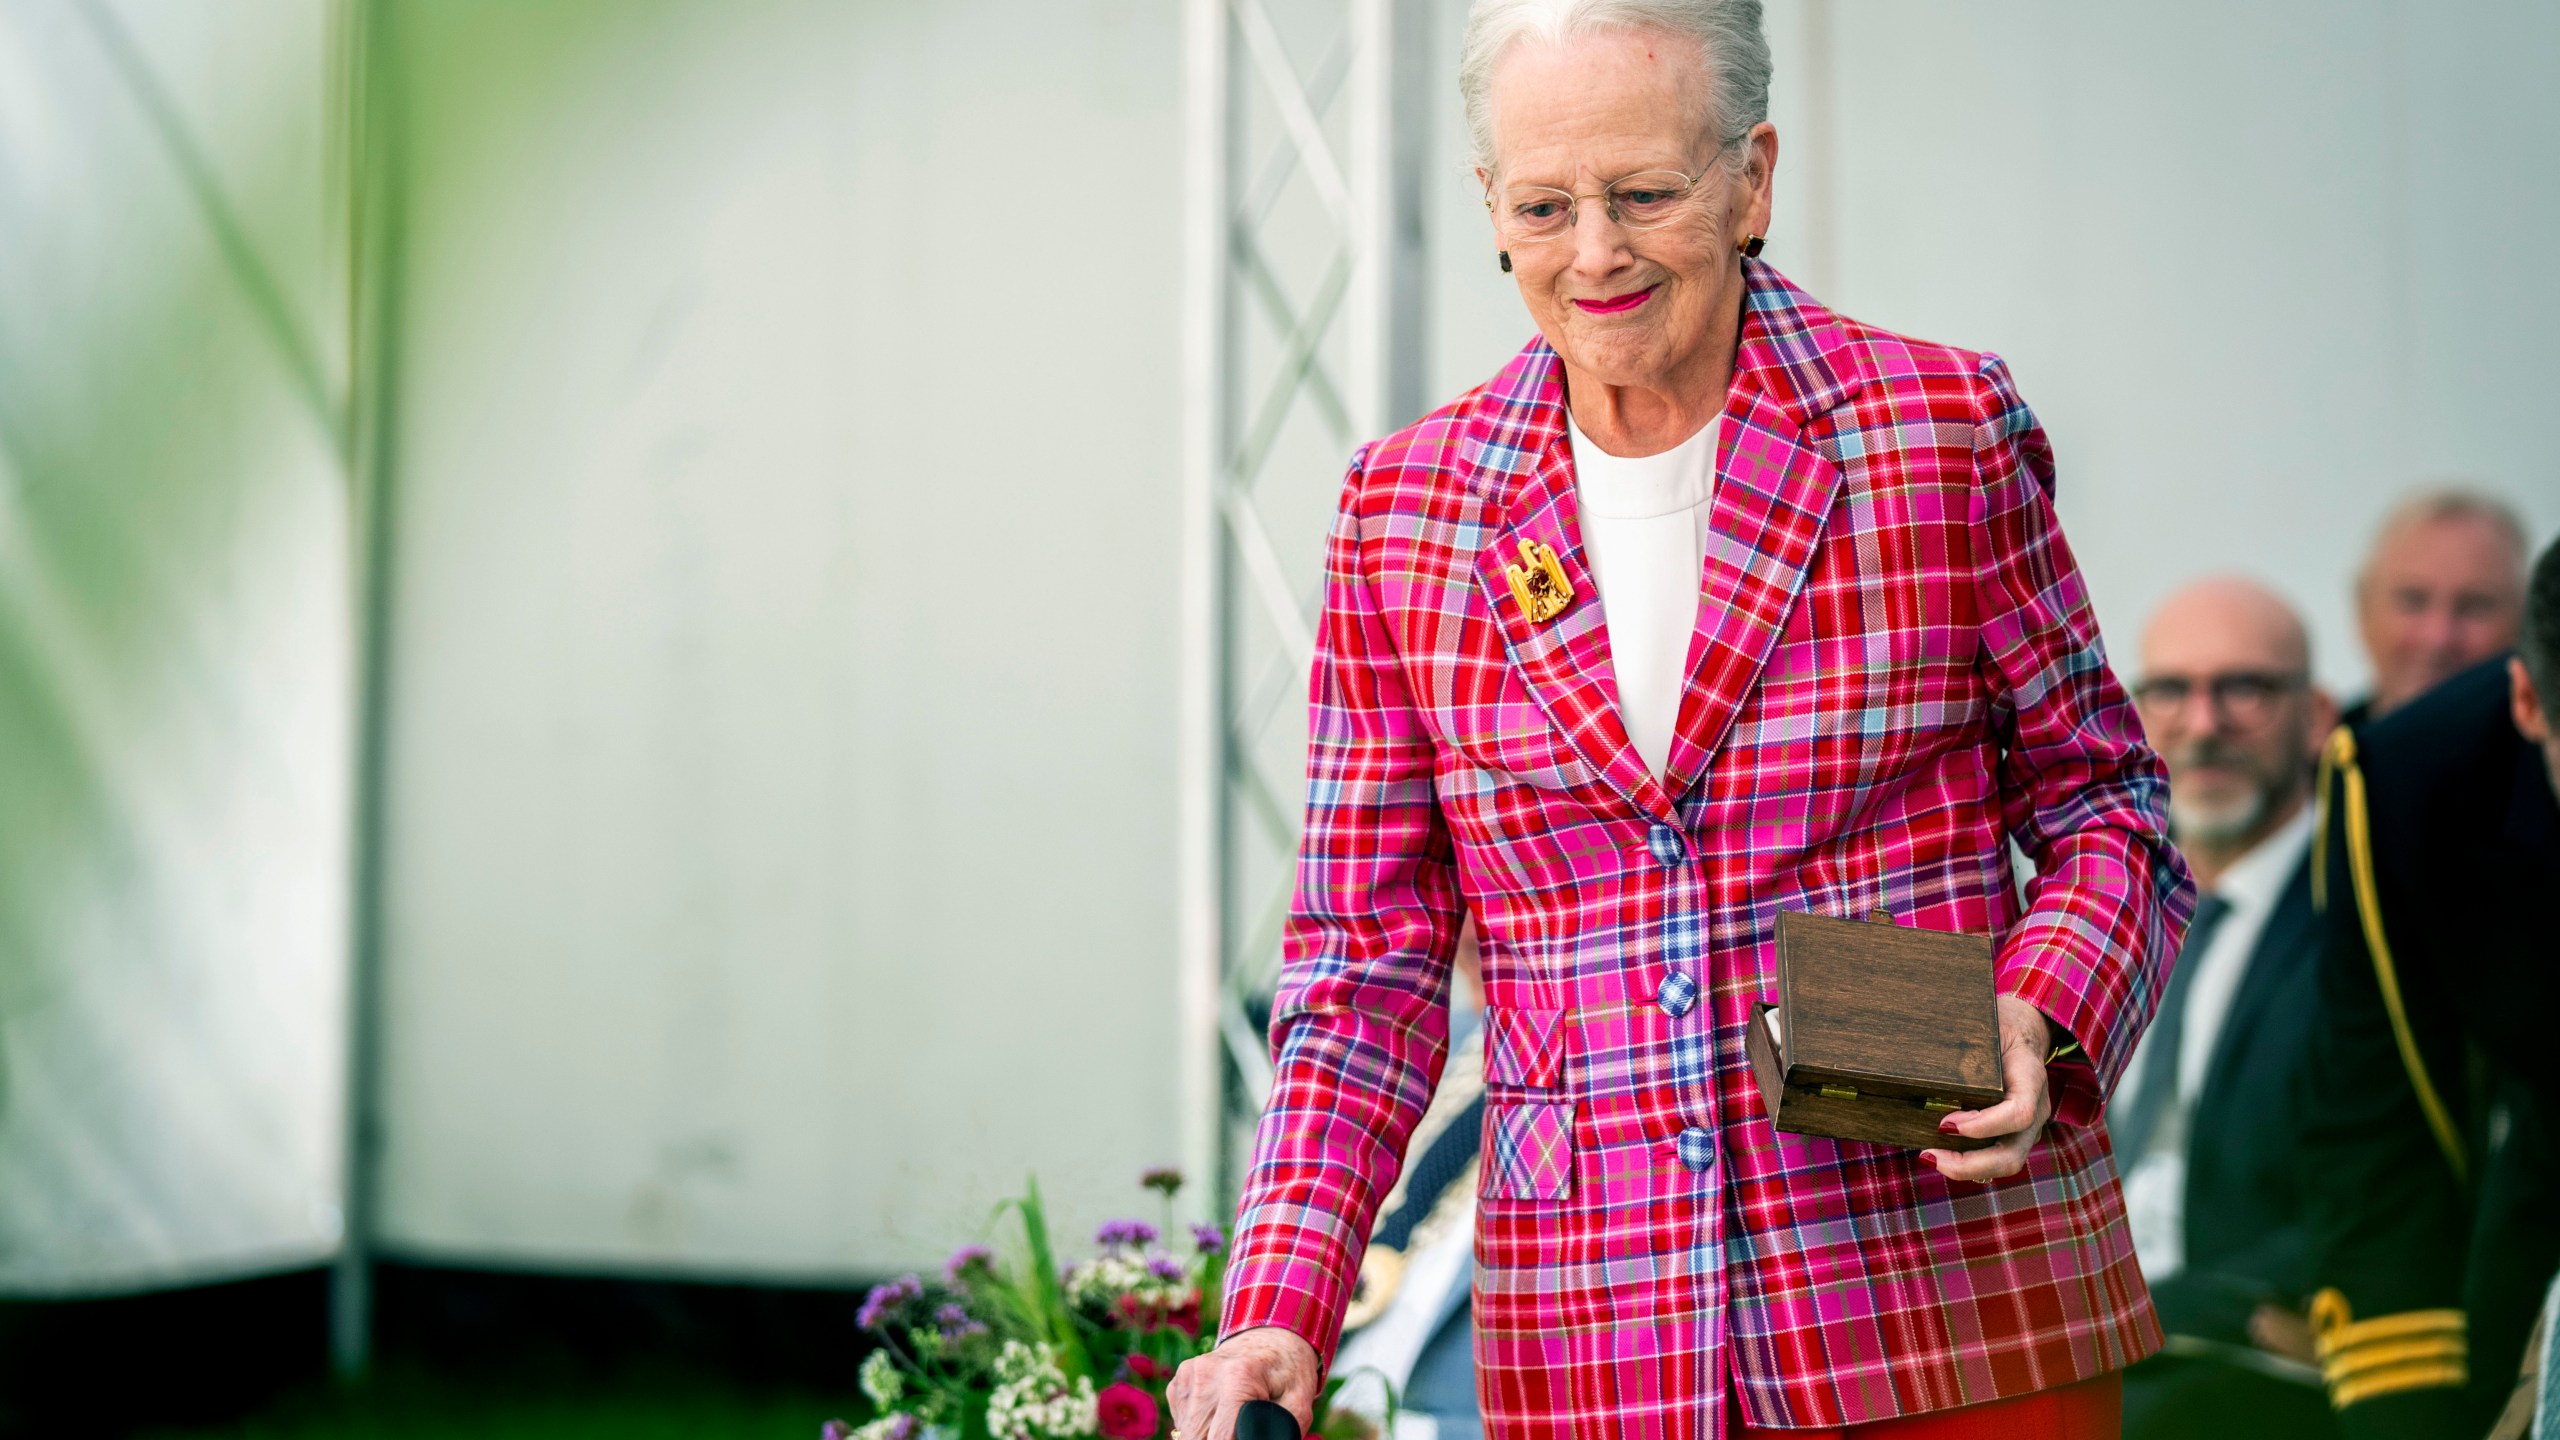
[2364,486,2532,575]
[1458,0,1770,173]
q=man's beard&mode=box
[2167,736,2291,845]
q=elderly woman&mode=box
[1168,1,2190,1436]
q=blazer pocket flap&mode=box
[1484,1005,1567,1090]
[1482,1101,1575,1201]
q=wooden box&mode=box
[1744,909,2006,1151]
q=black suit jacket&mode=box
[2147,850,2324,1344]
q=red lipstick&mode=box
[1572,285,1657,315]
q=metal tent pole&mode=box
[1180,0,1431,1226]
[1176,0,1240,1231]
[331,0,407,1378]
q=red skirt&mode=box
[1732,1371,2121,1440]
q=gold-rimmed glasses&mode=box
[1484,145,1734,245]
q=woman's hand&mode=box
[1167,1326,1319,1440]
[1923,995,2057,1182]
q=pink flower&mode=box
[1125,1353,1167,1382]
[1095,1381,1161,1439]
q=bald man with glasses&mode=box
[2117,577,2341,1440]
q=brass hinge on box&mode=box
[1816,1084,1962,1114]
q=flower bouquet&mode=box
[825,1170,1385,1440]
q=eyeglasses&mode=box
[2129,670,2309,727]
[1483,143,1737,244]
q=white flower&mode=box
[985,1341,1099,1440]
[860,1349,904,1407]
[991,1340,1054,1387]
[1062,1253,1191,1313]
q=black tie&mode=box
[2112,892,2231,1161]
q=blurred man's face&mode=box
[2357,515,2525,714]
[2137,587,2332,847]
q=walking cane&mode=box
[1235,1399,1303,1440]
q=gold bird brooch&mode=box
[1504,538,1575,625]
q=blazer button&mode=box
[1647,823,1688,865]
[1656,970,1698,1018]
[1677,1126,1717,1173]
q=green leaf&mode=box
[1313,1364,1399,1440]
[995,1174,1091,1378]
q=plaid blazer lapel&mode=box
[1660,262,1865,798]
[1467,347,1675,824]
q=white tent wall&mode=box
[0,0,352,1294]
[367,0,1188,1279]
[370,0,2559,1282]
[1430,0,2560,698]
[4,0,2549,1300]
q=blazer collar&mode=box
[1458,260,1868,505]
[1465,262,1869,819]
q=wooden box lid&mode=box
[1751,910,2005,1150]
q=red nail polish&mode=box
[1937,1118,1960,1135]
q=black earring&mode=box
[1499,250,1512,273]
[1740,234,1765,258]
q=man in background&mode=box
[2300,535,2560,1438]
[2350,489,2529,720]
[2117,578,2339,1440]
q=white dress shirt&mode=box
[1564,411,1720,780]
[2117,803,2316,1280]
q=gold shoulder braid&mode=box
[2312,725,2468,1182]
[2311,1288,2468,1408]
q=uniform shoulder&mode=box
[2352,657,2523,841]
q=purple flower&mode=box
[1096,1219,1158,1248]
[943,1244,993,1282]
[878,1417,918,1440]
[821,1422,854,1440]
[1139,1166,1185,1197]
[857,1274,923,1332]
[934,1301,988,1342]
[1147,1254,1188,1282]
[1189,1223,1225,1254]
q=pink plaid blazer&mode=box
[1219,262,2195,1436]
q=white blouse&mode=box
[1564,410,1720,781]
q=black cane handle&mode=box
[1235,1399,1303,1440]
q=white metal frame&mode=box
[1178,0,1431,1218]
